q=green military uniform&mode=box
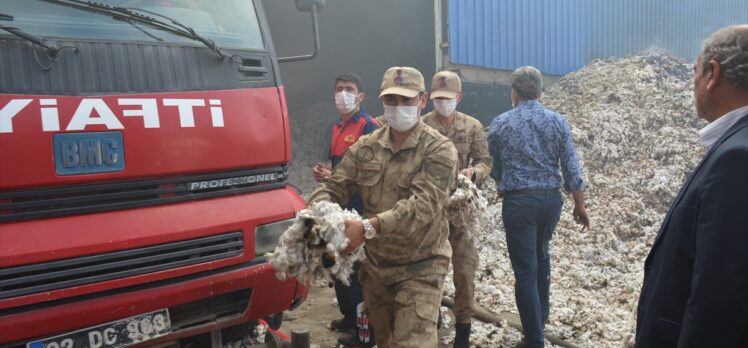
[422,109,491,325]
[424,71,493,348]
[421,110,492,184]
[308,67,458,348]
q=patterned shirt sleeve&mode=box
[487,117,503,183]
[558,116,585,192]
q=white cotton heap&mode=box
[266,201,365,286]
[448,174,490,240]
[442,50,702,347]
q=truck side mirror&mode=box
[279,0,325,63]
[295,0,325,13]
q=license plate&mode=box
[27,309,171,348]
[54,131,125,176]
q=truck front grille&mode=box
[0,166,287,223]
[0,232,244,300]
[170,289,252,330]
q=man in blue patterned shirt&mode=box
[487,66,590,348]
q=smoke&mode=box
[263,0,438,193]
[263,0,436,117]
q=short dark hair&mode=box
[511,66,543,100]
[335,72,364,93]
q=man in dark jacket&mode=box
[636,24,748,348]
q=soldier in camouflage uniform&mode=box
[421,71,492,348]
[308,66,458,348]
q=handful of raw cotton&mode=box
[266,201,364,286]
[447,174,489,239]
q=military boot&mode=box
[454,322,471,348]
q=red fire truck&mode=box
[0,0,322,347]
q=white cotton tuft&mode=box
[266,201,365,286]
[448,174,490,240]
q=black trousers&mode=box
[335,261,363,321]
[335,261,376,345]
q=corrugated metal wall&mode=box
[448,0,747,75]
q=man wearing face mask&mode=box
[314,72,379,185]
[308,66,458,347]
[421,70,492,348]
[312,73,379,347]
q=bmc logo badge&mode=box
[54,132,125,175]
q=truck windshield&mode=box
[0,0,264,50]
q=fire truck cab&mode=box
[0,0,321,346]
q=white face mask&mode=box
[433,99,457,117]
[335,91,358,114]
[383,104,419,132]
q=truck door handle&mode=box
[238,66,268,73]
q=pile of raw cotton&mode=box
[267,201,364,286]
[442,50,705,347]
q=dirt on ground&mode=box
[278,285,459,348]
[280,285,345,348]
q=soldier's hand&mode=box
[313,163,332,182]
[341,219,365,255]
[460,168,474,181]
[321,167,332,179]
[312,164,323,182]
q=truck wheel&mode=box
[264,331,283,348]
[265,313,284,330]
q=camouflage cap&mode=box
[430,70,462,99]
[379,66,425,98]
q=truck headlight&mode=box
[254,218,295,257]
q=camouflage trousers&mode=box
[359,265,445,348]
[449,222,478,324]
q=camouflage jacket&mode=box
[421,110,493,184]
[308,121,458,284]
